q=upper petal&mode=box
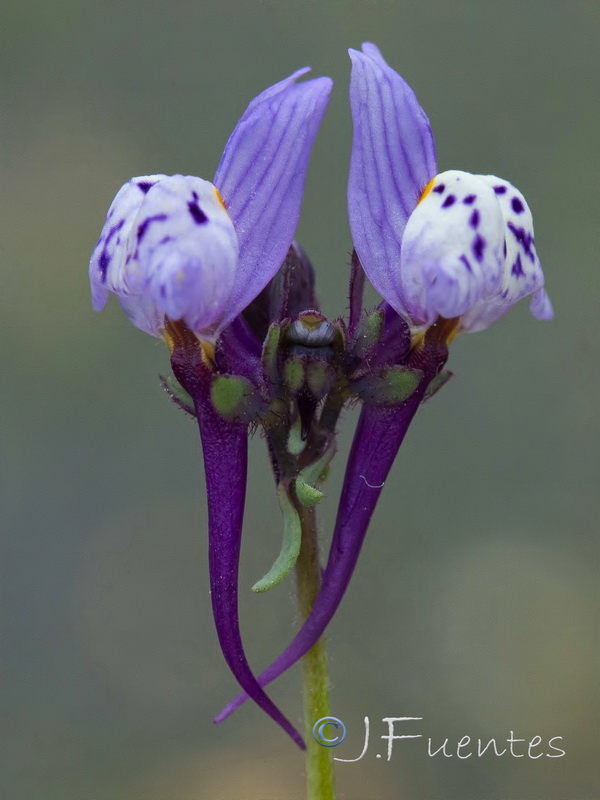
[214,70,332,328]
[347,43,437,314]
[400,171,506,324]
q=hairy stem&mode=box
[295,503,336,800]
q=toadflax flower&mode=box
[89,68,332,748]
[90,67,332,340]
[215,42,553,725]
[347,42,553,333]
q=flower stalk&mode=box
[295,502,336,800]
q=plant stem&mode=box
[295,503,336,800]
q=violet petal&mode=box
[215,70,332,328]
[348,43,437,315]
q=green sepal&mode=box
[252,483,302,593]
[354,366,423,406]
[353,309,384,359]
[160,375,195,416]
[210,375,259,422]
[261,323,281,388]
[424,370,453,400]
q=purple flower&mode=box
[90,69,332,749]
[90,68,332,340]
[347,42,553,331]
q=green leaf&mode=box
[252,484,302,593]
[295,441,336,507]
[295,480,324,506]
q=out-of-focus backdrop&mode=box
[2,2,599,798]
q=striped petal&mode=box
[348,43,437,315]
[215,70,332,328]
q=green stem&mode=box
[295,503,336,800]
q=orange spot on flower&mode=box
[214,186,227,212]
[418,177,436,204]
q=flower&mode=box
[347,42,553,332]
[89,69,332,750]
[215,42,553,727]
[90,68,332,340]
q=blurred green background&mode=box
[2,1,599,798]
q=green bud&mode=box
[252,483,301,593]
[306,360,335,397]
[283,357,305,394]
[210,375,258,422]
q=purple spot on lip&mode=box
[470,209,480,229]
[512,253,525,277]
[507,222,535,261]
[463,194,476,205]
[433,184,445,194]
[137,213,168,242]
[137,181,155,194]
[442,195,456,208]
[472,234,486,263]
[99,250,110,281]
[460,254,472,272]
[188,200,208,224]
[494,185,507,194]
[503,240,508,258]
[98,219,125,281]
[511,197,524,214]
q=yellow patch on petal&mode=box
[200,339,216,367]
[418,177,436,204]
[214,186,228,212]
